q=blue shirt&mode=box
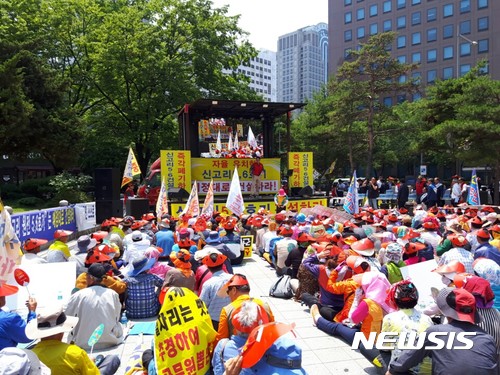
[125,273,163,319]
[155,230,175,257]
[212,335,250,375]
[199,270,232,322]
[0,310,36,350]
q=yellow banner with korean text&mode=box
[154,287,216,375]
[170,198,328,218]
[160,150,192,190]
[288,152,313,189]
[191,158,280,195]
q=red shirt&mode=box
[251,162,264,176]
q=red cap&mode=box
[142,213,156,221]
[387,213,398,222]
[351,238,375,256]
[23,238,48,251]
[422,221,438,230]
[449,235,468,248]
[54,229,73,239]
[476,229,491,240]
[85,250,111,265]
[404,241,427,255]
[399,208,408,214]
[433,260,466,275]
[91,231,109,242]
[402,229,420,240]
[279,225,293,236]
[0,283,19,297]
[217,274,249,297]
[297,232,314,242]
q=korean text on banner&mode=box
[160,150,192,191]
[201,180,214,218]
[0,207,21,284]
[191,158,280,195]
[288,152,313,188]
[467,168,480,206]
[122,147,142,187]
[182,181,200,217]
[154,287,216,375]
[156,177,169,220]
[241,235,254,258]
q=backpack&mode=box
[269,275,293,299]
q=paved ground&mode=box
[92,253,379,375]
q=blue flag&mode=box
[467,169,480,205]
[343,171,359,215]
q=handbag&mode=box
[269,275,293,299]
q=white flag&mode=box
[201,180,214,219]
[226,167,245,217]
[247,127,257,149]
[156,178,169,220]
[182,181,200,217]
[234,132,239,149]
[216,130,222,151]
[121,147,142,187]
[228,132,233,151]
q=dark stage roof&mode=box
[181,99,305,120]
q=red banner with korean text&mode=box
[154,287,216,375]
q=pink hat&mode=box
[278,189,286,196]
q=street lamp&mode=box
[456,25,477,78]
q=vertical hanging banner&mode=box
[226,167,245,217]
[121,147,142,187]
[288,152,314,189]
[160,150,191,191]
[182,181,200,217]
[343,170,359,215]
[467,169,480,206]
[154,287,216,375]
[156,177,169,220]
[200,180,214,219]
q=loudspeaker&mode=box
[168,188,190,202]
[126,198,150,219]
[94,168,121,201]
[298,186,313,197]
[96,200,123,223]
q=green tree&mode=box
[40,0,260,174]
[335,32,418,176]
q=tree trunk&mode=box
[366,98,374,177]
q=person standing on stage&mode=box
[249,156,265,198]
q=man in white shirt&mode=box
[274,225,297,276]
[21,238,48,265]
[451,179,461,206]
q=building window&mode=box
[427,49,437,62]
[427,8,437,22]
[399,75,407,83]
[427,69,437,83]
[344,30,353,41]
[357,8,365,20]
[460,64,471,76]
[460,42,472,56]
[412,71,421,80]
[412,52,421,63]
[443,46,453,59]
[397,0,406,9]
[357,26,366,39]
[383,1,392,13]
[478,39,488,53]
[397,16,406,29]
[369,4,378,16]
[477,17,488,31]
[345,0,352,5]
[427,28,437,42]
[397,35,406,48]
[412,0,421,4]
[412,32,421,45]
[443,67,453,79]
[443,24,453,38]
[460,0,471,13]
[398,55,407,63]
[370,23,378,35]
[412,11,421,25]
[479,64,489,75]
[443,4,453,17]
[478,0,488,9]
[383,19,392,31]
[460,20,471,34]
[383,97,393,106]
[397,95,406,104]
[345,12,352,23]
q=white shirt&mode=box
[21,253,48,265]
[275,238,297,269]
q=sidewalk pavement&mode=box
[90,253,379,375]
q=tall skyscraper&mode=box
[277,23,329,103]
[328,0,498,90]
[227,49,277,102]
